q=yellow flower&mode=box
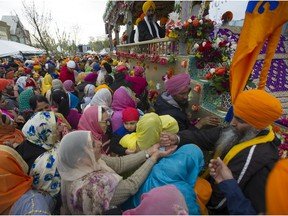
[195,53,202,58]
[197,31,202,37]
[168,31,178,39]
[222,56,228,62]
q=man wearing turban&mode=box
[137,0,165,42]
[154,73,219,131]
[160,89,283,214]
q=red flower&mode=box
[215,67,226,76]
[205,72,213,80]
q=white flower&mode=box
[202,42,206,47]
[194,43,199,49]
[215,37,222,45]
[212,43,218,48]
[210,68,216,74]
[204,15,210,20]
[188,18,192,23]
[168,12,180,22]
[199,19,203,24]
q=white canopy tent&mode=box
[0,39,44,58]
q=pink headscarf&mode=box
[123,185,188,215]
[165,73,191,96]
[111,86,137,131]
[77,105,104,141]
[116,65,128,73]
[63,80,74,92]
[84,72,98,83]
[134,66,145,77]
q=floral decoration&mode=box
[166,13,215,42]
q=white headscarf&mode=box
[57,131,121,214]
[84,88,113,115]
[96,69,107,86]
[16,76,27,90]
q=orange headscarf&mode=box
[0,78,12,92]
[234,90,282,129]
[0,125,25,147]
[0,145,32,214]
[266,159,288,214]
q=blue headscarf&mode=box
[123,144,204,214]
[68,92,79,109]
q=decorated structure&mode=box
[104,1,288,158]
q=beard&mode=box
[214,126,260,158]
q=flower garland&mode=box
[116,51,177,65]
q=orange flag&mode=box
[230,1,288,103]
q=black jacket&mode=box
[138,20,165,42]
[178,127,280,214]
[154,93,191,131]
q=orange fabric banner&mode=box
[230,1,288,103]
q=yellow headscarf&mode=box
[119,113,179,151]
[160,115,179,133]
[41,73,53,95]
[95,84,112,93]
[142,0,156,14]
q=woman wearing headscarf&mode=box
[123,144,204,214]
[0,145,55,215]
[84,87,113,114]
[0,111,25,147]
[80,84,95,111]
[57,129,176,214]
[63,80,80,109]
[63,79,79,97]
[45,79,64,104]
[15,75,27,93]
[111,86,137,132]
[51,89,81,129]
[120,113,179,151]
[123,185,189,215]
[125,66,147,97]
[16,111,70,198]
[78,106,110,146]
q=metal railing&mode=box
[116,38,178,56]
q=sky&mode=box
[0,0,248,45]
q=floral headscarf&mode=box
[22,111,68,197]
[22,112,57,150]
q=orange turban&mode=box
[234,90,282,129]
[0,145,32,214]
[142,0,156,14]
[266,159,288,214]
[0,78,12,92]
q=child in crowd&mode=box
[109,107,140,156]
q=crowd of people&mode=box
[0,51,287,215]
[0,1,287,214]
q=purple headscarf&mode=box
[84,72,98,84]
[111,86,137,131]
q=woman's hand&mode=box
[209,157,234,184]
[150,145,177,162]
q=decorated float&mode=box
[103,1,288,158]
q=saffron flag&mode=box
[230,1,288,103]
